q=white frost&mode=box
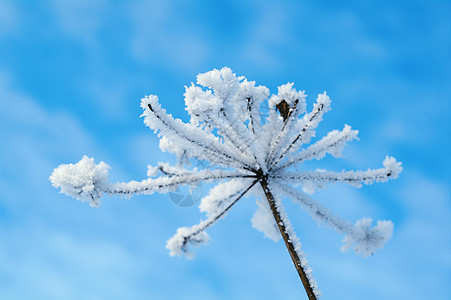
[49,156,110,207]
[383,156,403,179]
[341,218,394,257]
[147,165,159,177]
[268,82,306,109]
[166,227,210,259]
[199,179,247,218]
[251,198,281,241]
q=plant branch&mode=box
[260,178,318,300]
[146,102,253,169]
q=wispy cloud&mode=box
[48,0,107,51]
[0,0,18,37]
[127,2,211,73]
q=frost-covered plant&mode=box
[50,67,402,299]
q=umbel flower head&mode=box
[50,67,402,299]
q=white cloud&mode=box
[127,1,211,72]
[48,0,107,50]
[0,224,141,299]
[241,3,291,71]
[0,0,17,36]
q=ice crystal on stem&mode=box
[51,67,402,299]
[50,156,110,207]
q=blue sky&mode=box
[0,1,450,299]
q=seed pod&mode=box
[276,100,290,121]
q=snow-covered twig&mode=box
[274,156,402,188]
[51,157,255,205]
[274,124,358,171]
[274,182,393,257]
[271,92,331,168]
[107,169,255,197]
[167,179,259,258]
[142,95,255,169]
[260,179,320,300]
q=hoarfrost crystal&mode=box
[50,67,401,298]
[50,156,110,207]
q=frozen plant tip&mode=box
[51,67,402,300]
[50,156,110,207]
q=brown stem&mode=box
[260,179,318,300]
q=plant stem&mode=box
[260,179,318,300]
